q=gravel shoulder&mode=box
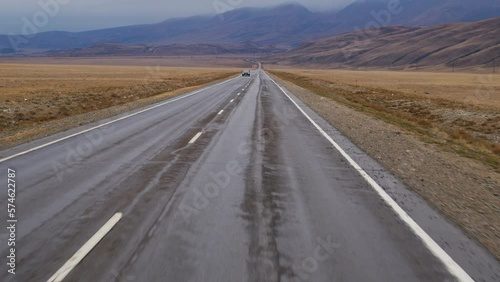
[272,76,500,260]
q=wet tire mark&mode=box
[243,79,288,282]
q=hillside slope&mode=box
[266,17,500,70]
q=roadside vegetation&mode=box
[0,63,239,149]
[269,69,500,170]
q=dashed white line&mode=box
[47,213,123,282]
[230,99,234,103]
[237,93,240,96]
[188,132,203,144]
[265,72,474,282]
[218,110,224,115]
[0,76,240,163]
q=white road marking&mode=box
[265,72,474,282]
[218,110,224,115]
[47,213,123,282]
[237,93,240,96]
[0,76,240,163]
[230,99,234,103]
[189,132,203,144]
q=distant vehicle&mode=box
[242,70,251,77]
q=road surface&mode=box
[0,68,499,282]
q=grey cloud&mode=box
[1,0,355,34]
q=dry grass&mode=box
[267,68,500,107]
[0,63,239,145]
[268,68,500,169]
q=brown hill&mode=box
[265,17,500,71]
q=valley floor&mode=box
[1,58,498,268]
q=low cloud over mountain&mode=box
[1,1,498,54]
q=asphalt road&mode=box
[0,68,499,282]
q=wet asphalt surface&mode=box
[0,69,499,282]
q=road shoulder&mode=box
[270,74,500,280]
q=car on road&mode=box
[242,70,251,77]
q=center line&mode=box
[230,99,234,103]
[237,93,240,96]
[47,213,123,282]
[189,132,203,144]
[218,110,224,115]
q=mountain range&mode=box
[1,0,499,54]
[265,17,500,70]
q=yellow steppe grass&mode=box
[271,68,500,108]
[0,63,239,144]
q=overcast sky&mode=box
[1,0,356,34]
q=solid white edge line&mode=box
[47,213,123,282]
[0,76,240,163]
[188,132,203,144]
[265,72,474,282]
[218,110,224,115]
